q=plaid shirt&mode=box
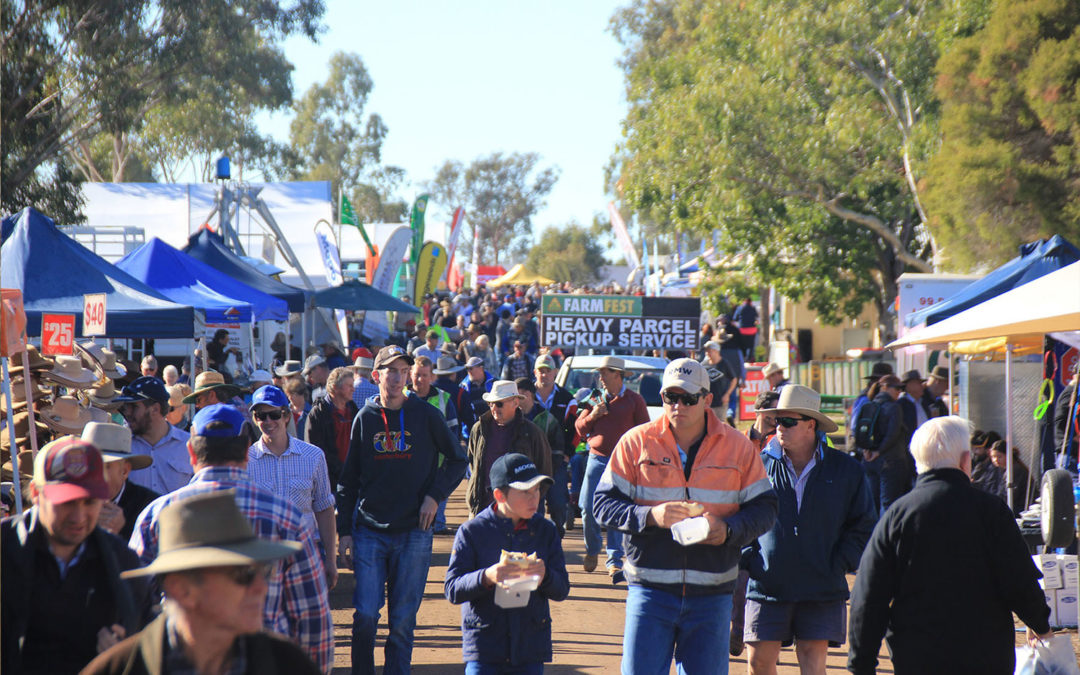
[352,377,380,408]
[248,436,335,538]
[129,467,333,673]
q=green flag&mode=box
[341,192,375,255]
[409,194,429,266]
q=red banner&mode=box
[739,362,769,421]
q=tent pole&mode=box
[248,322,256,370]
[19,345,40,459]
[2,358,25,516]
[285,316,291,365]
[1005,344,1014,512]
[947,346,953,415]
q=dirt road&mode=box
[329,483,1076,674]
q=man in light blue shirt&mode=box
[116,376,192,495]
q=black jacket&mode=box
[848,469,1050,675]
[305,395,358,491]
[116,480,160,543]
[2,508,150,675]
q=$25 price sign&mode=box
[41,314,75,356]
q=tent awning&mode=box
[183,228,307,313]
[1,207,195,338]
[311,280,420,313]
[487,263,554,287]
[887,262,1080,350]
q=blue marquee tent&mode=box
[117,238,289,324]
[311,279,420,313]
[183,228,307,313]
[906,235,1080,327]
[0,207,195,338]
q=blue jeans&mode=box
[863,454,911,514]
[581,453,622,566]
[434,497,449,531]
[569,452,587,505]
[623,585,732,675]
[350,526,434,675]
[465,663,543,675]
[547,457,569,533]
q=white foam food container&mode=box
[671,516,710,546]
[494,574,541,609]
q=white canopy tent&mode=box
[886,261,1080,510]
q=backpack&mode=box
[854,400,884,451]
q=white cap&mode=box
[661,358,710,394]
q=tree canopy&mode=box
[426,153,558,267]
[923,0,1080,269]
[525,222,608,285]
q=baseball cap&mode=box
[114,376,170,406]
[191,404,246,438]
[374,345,414,370]
[465,356,485,369]
[250,385,289,410]
[535,355,556,370]
[32,437,110,504]
[703,340,722,352]
[489,453,553,492]
[661,358,710,394]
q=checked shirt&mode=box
[129,466,333,673]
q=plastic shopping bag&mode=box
[1015,635,1080,675]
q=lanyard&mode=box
[379,406,405,451]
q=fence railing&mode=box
[790,359,895,401]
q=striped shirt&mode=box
[248,436,335,537]
[129,466,333,674]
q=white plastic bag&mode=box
[1015,636,1080,675]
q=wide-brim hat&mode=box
[39,355,98,389]
[274,360,302,377]
[81,421,153,470]
[482,380,525,403]
[182,371,241,404]
[0,377,51,413]
[863,362,894,381]
[899,369,923,384]
[122,490,302,579]
[8,345,53,376]
[76,342,127,380]
[1,411,50,450]
[2,449,36,477]
[85,378,124,410]
[761,362,783,378]
[769,384,838,433]
[433,356,464,376]
[39,396,96,435]
[592,356,627,373]
[926,365,950,382]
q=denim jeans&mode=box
[465,662,544,675]
[863,453,910,514]
[569,452,587,505]
[351,526,434,675]
[547,457,569,533]
[580,453,622,566]
[434,497,449,532]
[622,585,732,675]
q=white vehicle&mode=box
[554,355,669,421]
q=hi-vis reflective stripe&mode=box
[624,562,739,587]
[687,486,739,504]
[608,466,772,507]
[740,478,773,503]
[606,470,685,503]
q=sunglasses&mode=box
[775,416,810,428]
[254,410,285,421]
[221,564,270,587]
[488,400,508,409]
[662,391,702,406]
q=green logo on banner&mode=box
[542,294,641,316]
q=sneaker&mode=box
[608,564,624,585]
[583,554,598,572]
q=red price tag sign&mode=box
[41,314,75,355]
[83,293,106,336]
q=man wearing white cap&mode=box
[593,358,778,675]
[702,340,739,424]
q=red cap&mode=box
[33,437,110,504]
[350,346,373,361]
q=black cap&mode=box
[114,376,170,405]
[490,453,552,492]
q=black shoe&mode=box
[609,565,624,585]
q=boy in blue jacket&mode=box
[445,453,570,674]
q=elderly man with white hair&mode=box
[848,416,1052,675]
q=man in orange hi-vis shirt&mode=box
[593,358,777,675]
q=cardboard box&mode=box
[1056,589,1078,627]
[1045,590,1058,627]
[1058,554,1079,590]
[1036,554,1063,590]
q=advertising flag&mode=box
[409,194,429,266]
[445,206,465,289]
[340,193,378,283]
[608,202,641,269]
[314,221,348,345]
[413,241,449,300]
[365,226,412,338]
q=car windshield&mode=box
[562,366,665,407]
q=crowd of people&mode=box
[0,282,1071,675]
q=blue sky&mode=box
[260,0,629,234]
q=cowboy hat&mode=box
[863,362,894,381]
[76,342,127,380]
[761,362,784,379]
[2,449,35,478]
[85,378,124,410]
[432,356,464,376]
[592,356,627,373]
[121,490,302,579]
[182,371,241,404]
[926,366,950,382]
[274,360,302,377]
[0,411,50,450]
[39,396,96,435]
[482,380,525,403]
[769,384,839,433]
[81,421,152,470]
[899,369,923,384]
[7,345,53,376]
[0,377,50,413]
[39,355,98,389]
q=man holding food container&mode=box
[593,358,778,675]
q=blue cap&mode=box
[250,385,289,410]
[191,404,246,438]
[489,453,552,492]
[114,376,170,405]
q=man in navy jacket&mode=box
[742,385,875,675]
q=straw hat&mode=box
[482,380,525,403]
[592,356,627,373]
[121,490,302,579]
[8,345,53,376]
[182,371,241,404]
[76,342,127,380]
[39,396,96,435]
[167,384,191,409]
[81,421,152,470]
[769,384,838,433]
[39,355,98,389]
